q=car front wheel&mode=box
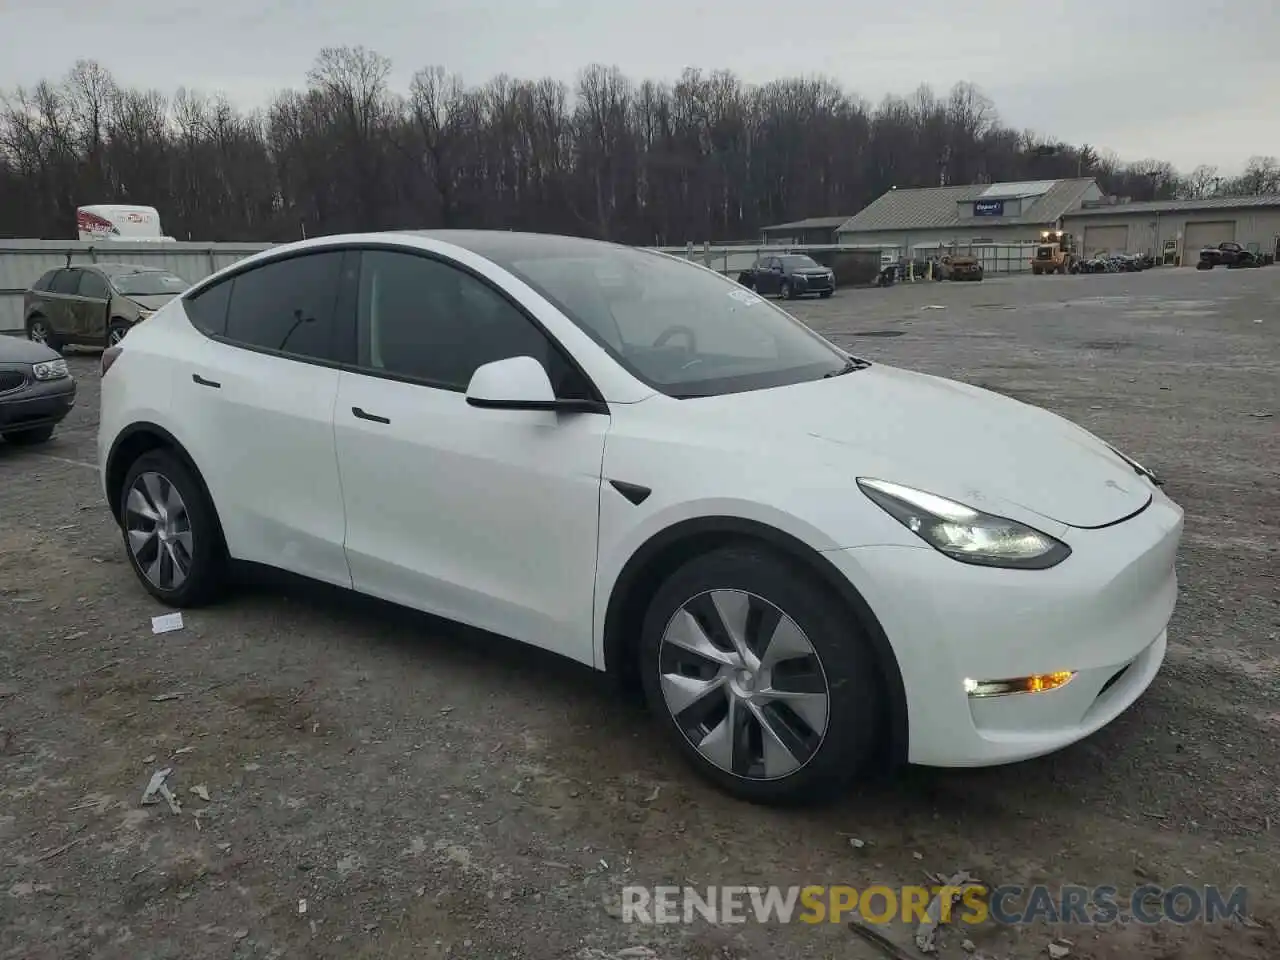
[119,449,227,607]
[639,545,883,805]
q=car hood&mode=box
[125,294,180,311]
[693,364,1150,529]
[0,336,62,364]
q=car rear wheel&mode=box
[120,449,227,607]
[639,545,883,805]
[3,425,55,445]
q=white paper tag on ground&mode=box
[151,612,184,634]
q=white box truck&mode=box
[76,205,175,241]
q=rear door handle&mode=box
[352,406,390,424]
[192,374,221,389]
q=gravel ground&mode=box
[1,267,1277,960]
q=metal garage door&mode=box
[1083,224,1129,256]
[1183,220,1237,260]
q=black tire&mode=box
[819,290,833,299]
[107,320,131,346]
[779,280,793,300]
[638,545,884,805]
[26,316,62,353]
[119,449,227,607]
[3,425,55,445]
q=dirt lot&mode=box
[2,267,1278,960]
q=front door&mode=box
[71,269,112,342]
[333,248,608,664]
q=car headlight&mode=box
[32,359,69,381]
[857,478,1071,569]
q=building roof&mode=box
[837,178,1099,234]
[761,216,854,233]
[1063,194,1280,218]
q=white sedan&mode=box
[97,231,1181,804]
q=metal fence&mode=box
[0,240,272,335]
[922,242,1042,275]
[1,237,1043,336]
[656,241,1043,276]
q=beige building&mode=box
[1061,195,1280,265]
[835,178,1103,253]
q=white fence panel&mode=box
[0,240,273,335]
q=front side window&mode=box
[223,252,344,361]
[32,270,58,292]
[77,271,110,299]
[442,236,850,397]
[113,271,188,297]
[355,250,586,396]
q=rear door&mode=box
[174,249,354,587]
[756,257,780,294]
[44,268,82,339]
[73,269,112,343]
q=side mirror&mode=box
[465,356,603,414]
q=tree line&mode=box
[2,48,1277,245]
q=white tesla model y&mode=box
[98,231,1182,803]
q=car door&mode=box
[174,249,354,588]
[333,247,608,663]
[44,268,82,340]
[73,269,112,343]
[755,257,778,294]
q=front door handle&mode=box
[352,406,390,424]
[192,374,221,389]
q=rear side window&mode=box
[184,280,232,336]
[49,269,81,295]
[31,270,58,292]
[77,271,110,299]
[223,252,344,361]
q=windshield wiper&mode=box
[824,356,871,378]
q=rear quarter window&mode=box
[184,280,233,337]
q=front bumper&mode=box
[0,376,77,432]
[826,488,1182,766]
[793,274,835,294]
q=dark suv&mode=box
[24,263,189,351]
[737,255,835,299]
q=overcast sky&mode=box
[1,0,1276,175]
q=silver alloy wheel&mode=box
[658,589,830,780]
[125,471,194,591]
[28,320,48,344]
[108,325,127,345]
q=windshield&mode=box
[779,255,821,269]
[468,240,851,397]
[112,271,188,297]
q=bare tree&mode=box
[0,50,1271,243]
